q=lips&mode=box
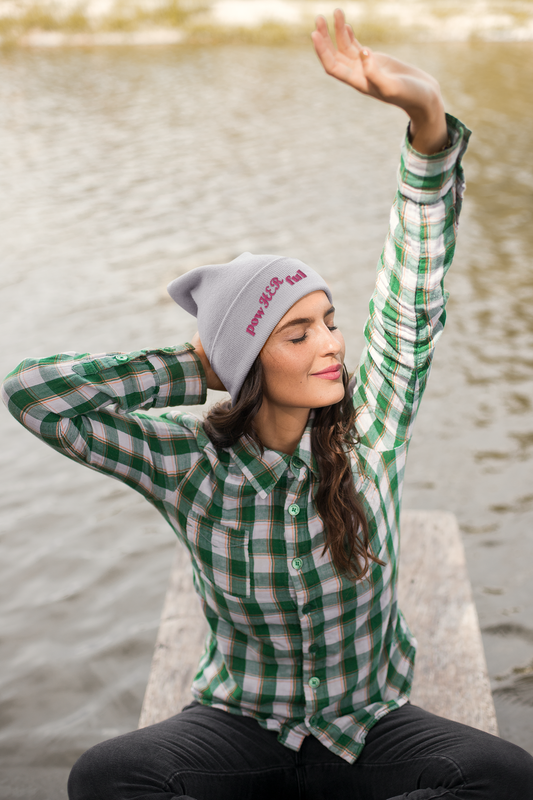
[311,364,342,378]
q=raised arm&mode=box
[313,10,470,452]
[312,9,448,155]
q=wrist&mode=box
[408,93,448,155]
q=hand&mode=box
[311,9,448,154]
[190,332,227,392]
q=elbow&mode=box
[2,358,46,429]
[1,363,26,421]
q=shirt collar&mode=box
[229,412,319,498]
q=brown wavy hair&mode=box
[203,358,384,579]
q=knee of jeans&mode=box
[68,744,106,800]
[466,735,533,795]
[68,736,141,800]
[496,739,533,793]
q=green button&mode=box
[288,504,300,516]
[308,676,321,689]
[309,643,319,654]
[292,457,304,469]
[292,557,303,570]
[309,715,318,726]
[162,346,175,353]
[115,354,129,362]
[302,602,316,614]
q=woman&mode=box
[3,10,533,800]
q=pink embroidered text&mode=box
[246,270,308,336]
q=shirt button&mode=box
[292,457,304,469]
[115,354,129,362]
[292,557,303,570]
[288,504,300,516]
[309,643,319,654]
[302,602,316,614]
[162,346,175,353]
[309,715,318,726]
[308,676,321,689]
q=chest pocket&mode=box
[185,513,251,598]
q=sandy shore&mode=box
[1,0,533,46]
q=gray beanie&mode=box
[167,252,332,403]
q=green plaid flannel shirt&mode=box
[3,115,470,764]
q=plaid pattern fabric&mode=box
[2,115,470,764]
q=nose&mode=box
[320,323,343,357]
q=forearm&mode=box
[354,114,471,449]
[2,343,207,442]
[406,93,448,155]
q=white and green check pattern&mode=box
[2,115,470,764]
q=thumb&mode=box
[357,48,396,101]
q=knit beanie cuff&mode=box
[167,253,332,402]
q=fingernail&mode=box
[361,49,369,58]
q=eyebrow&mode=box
[275,306,335,335]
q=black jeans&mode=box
[68,702,533,799]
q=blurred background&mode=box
[1,1,533,797]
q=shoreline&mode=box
[2,0,533,47]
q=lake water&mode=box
[1,42,532,798]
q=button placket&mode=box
[286,494,315,680]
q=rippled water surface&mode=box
[1,42,532,797]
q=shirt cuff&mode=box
[398,113,471,206]
[148,343,207,408]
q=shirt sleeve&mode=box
[353,113,471,451]
[1,343,208,499]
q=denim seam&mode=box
[354,754,466,776]
[164,763,296,791]
[337,753,468,798]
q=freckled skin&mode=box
[259,290,345,412]
[252,291,346,455]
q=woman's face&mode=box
[260,290,346,411]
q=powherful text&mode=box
[246,270,308,336]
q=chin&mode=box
[311,386,345,408]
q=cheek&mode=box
[261,349,309,392]
[337,331,346,359]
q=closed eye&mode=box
[290,332,307,344]
[291,323,337,344]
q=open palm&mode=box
[312,9,448,153]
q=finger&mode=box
[335,11,363,63]
[333,8,351,52]
[311,16,337,66]
[315,14,333,47]
[358,46,375,75]
[333,7,346,29]
[345,24,363,53]
[190,331,202,349]
[312,33,339,75]
[356,48,388,98]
